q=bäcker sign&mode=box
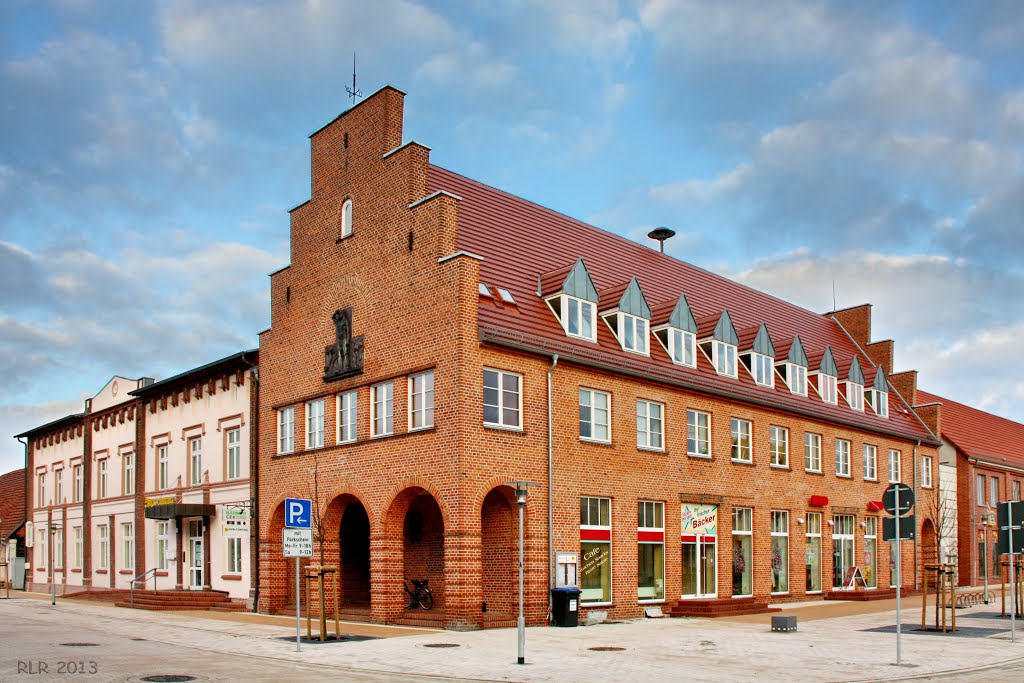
[681,503,718,536]
[145,496,175,509]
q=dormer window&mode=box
[819,375,837,404]
[750,354,773,386]
[866,367,889,417]
[698,309,739,379]
[844,356,866,412]
[599,277,652,357]
[712,341,737,377]
[652,294,698,368]
[542,258,600,343]
[739,323,775,387]
[786,364,807,396]
[666,328,696,366]
[340,199,353,238]
[564,296,596,340]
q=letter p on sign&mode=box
[285,498,312,529]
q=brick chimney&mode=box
[827,304,871,348]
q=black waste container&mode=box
[550,587,582,627]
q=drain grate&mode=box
[424,643,460,648]
[131,638,147,641]
[60,642,99,647]
[588,646,625,651]
[140,676,197,683]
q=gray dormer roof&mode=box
[751,324,776,357]
[874,366,889,392]
[562,258,599,303]
[668,294,698,333]
[787,335,809,367]
[819,346,839,377]
[713,309,739,345]
[848,356,865,385]
[618,277,652,319]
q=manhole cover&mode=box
[140,677,197,683]
[132,638,147,641]
[424,643,460,648]
[588,646,625,651]
[60,642,99,647]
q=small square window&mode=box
[497,288,516,304]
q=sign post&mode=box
[997,500,1024,643]
[883,483,915,666]
[284,498,313,652]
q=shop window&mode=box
[771,511,789,594]
[863,444,877,481]
[832,515,856,589]
[483,369,521,430]
[580,496,611,604]
[732,507,753,597]
[157,522,169,571]
[637,501,665,601]
[371,381,394,437]
[731,419,752,463]
[806,513,822,593]
[306,399,325,449]
[579,388,611,443]
[770,426,789,468]
[805,433,822,472]
[687,410,711,457]
[864,518,878,588]
[409,370,435,431]
[337,391,357,443]
[681,503,718,597]
[636,400,664,451]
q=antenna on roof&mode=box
[647,227,676,253]
[832,280,837,311]
[345,52,362,108]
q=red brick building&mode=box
[256,85,941,629]
[917,389,1024,587]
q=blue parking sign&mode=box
[285,498,312,529]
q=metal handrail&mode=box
[129,567,159,608]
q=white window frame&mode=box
[864,444,877,481]
[73,464,83,503]
[157,445,169,490]
[836,439,851,477]
[732,506,753,597]
[278,407,295,454]
[124,453,134,496]
[977,474,986,506]
[805,433,822,473]
[867,388,888,417]
[806,512,822,593]
[617,312,649,355]
[53,526,63,569]
[580,496,612,605]
[341,198,353,238]
[731,418,752,463]
[818,374,838,404]
[711,341,737,378]
[751,353,774,387]
[55,469,64,504]
[687,410,711,458]
[636,400,664,451]
[991,476,999,507]
[227,428,242,480]
[409,370,435,431]
[370,381,395,437]
[337,391,357,444]
[769,426,789,468]
[637,500,665,602]
[189,437,203,486]
[664,328,696,367]
[306,399,325,449]
[888,449,901,484]
[122,522,134,571]
[579,388,611,444]
[1014,480,1021,501]
[785,363,807,396]
[156,521,169,571]
[37,472,45,506]
[73,526,83,570]
[561,295,596,342]
[97,524,108,570]
[770,510,789,595]
[98,459,108,498]
[483,369,522,430]
[919,457,931,489]
[846,382,864,411]
[227,536,243,574]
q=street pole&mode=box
[49,527,55,606]
[983,513,990,604]
[895,486,902,667]
[517,492,525,665]
[295,556,301,652]
[1010,503,1016,643]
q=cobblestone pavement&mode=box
[3,593,1024,682]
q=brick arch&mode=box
[480,485,518,621]
[381,478,452,530]
[319,484,376,531]
[380,482,449,614]
[319,489,373,608]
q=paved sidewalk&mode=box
[4,591,1024,682]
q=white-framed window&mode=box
[124,453,135,496]
[370,381,395,437]
[37,472,45,507]
[687,410,711,457]
[579,388,611,443]
[712,341,737,377]
[1014,480,1021,501]
[836,439,851,477]
[732,507,753,597]
[98,459,108,498]
[122,522,134,570]
[227,428,242,480]
[785,363,807,396]
[37,526,47,568]
[805,433,822,472]
[227,537,243,574]
[156,521,169,571]
[863,444,877,480]
[337,391,357,444]
[340,198,353,238]
[751,353,774,387]
[818,374,838,404]
[277,407,295,454]
[977,474,986,506]
[409,370,435,431]
[73,526,83,570]
[306,399,325,449]
[991,476,1000,506]
[806,512,822,593]
[562,296,596,341]
[618,313,649,355]
[157,445,169,490]
[189,437,203,486]
[888,449,901,483]
[846,382,864,411]
[484,369,522,429]
[53,526,63,569]
[636,400,664,451]
[770,426,789,468]
[580,496,611,604]
[97,524,108,570]
[73,464,82,503]
[867,388,888,417]
[770,511,789,594]
[731,419,752,463]
[864,517,878,588]
[666,328,696,367]
[637,500,665,601]
[55,469,64,504]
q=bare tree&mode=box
[306,450,328,568]
[922,482,958,578]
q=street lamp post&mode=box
[505,481,539,666]
[49,524,60,606]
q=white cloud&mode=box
[0,399,86,474]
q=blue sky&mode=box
[2,0,1023,473]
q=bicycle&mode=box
[404,578,434,610]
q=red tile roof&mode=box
[428,165,936,445]
[0,468,25,540]
[918,390,1024,468]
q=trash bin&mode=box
[551,587,582,627]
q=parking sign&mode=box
[285,498,312,529]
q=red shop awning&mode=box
[809,495,829,507]
[867,501,885,512]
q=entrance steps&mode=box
[824,588,918,601]
[667,597,779,618]
[114,589,246,612]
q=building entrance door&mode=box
[681,536,717,597]
[188,520,203,590]
[832,514,855,589]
